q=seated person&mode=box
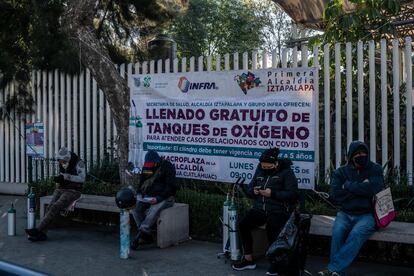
[131,150,176,249]
[232,147,299,276]
[318,141,384,276]
[25,147,85,242]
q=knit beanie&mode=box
[142,150,161,177]
[56,147,71,162]
[259,148,280,163]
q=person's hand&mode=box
[149,197,158,204]
[62,173,71,181]
[253,187,260,195]
[259,188,272,198]
[53,174,64,184]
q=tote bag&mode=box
[373,187,396,228]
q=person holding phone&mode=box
[232,147,299,276]
[130,150,176,250]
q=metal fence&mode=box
[0,37,413,185]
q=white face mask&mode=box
[62,163,69,169]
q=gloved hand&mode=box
[53,174,64,184]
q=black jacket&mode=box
[58,152,86,190]
[247,158,299,213]
[138,159,176,202]
[330,141,384,215]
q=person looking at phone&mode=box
[131,150,176,250]
[232,147,299,276]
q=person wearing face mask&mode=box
[232,147,298,275]
[130,150,176,250]
[25,147,85,242]
[318,141,384,276]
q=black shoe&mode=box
[28,231,47,242]
[318,269,340,276]
[130,237,140,250]
[265,263,279,275]
[232,259,256,271]
[140,232,154,244]
[25,228,39,237]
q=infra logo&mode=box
[178,76,190,93]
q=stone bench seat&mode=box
[40,194,189,248]
[253,214,414,257]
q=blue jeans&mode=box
[131,195,175,234]
[328,211,376,275]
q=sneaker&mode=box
[318,269,340,276]
[232,259,256,271]
[130,231,154,250]
[25,228,39,237]
[28,231,47,242]
[265,264,279,275]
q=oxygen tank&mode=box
[120,209,130,259]
[27,187,36,229]
[222,193,230,253]
[128,108,135,166]
[135,116,143,172]
[8,202,16,236]
[228,198,241,261]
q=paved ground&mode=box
[1,195,413,276]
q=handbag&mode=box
[373,187,396,228]
[266,211,298,260]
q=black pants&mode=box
[239,208,290,255]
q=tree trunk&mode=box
[62,0,130,184]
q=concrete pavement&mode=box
[1,195,413,276]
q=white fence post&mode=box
[324,44,331,177]
[346,42,352,150]
[392,39,400,172]
[0,86,4,182]
[405,37,413,185]
[335,43,342,168]
[313,45,320,180]
[369,40,376,162]
[357,41,364,141]
[380,39,388,169]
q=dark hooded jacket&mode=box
[330,141,384,215]
[138,159,176,202]
[247,158,299,213]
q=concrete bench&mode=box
[252,214,414,258]
[39,195,189,248]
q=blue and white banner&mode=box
[129,68,318,189]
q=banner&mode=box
[129,68,317,189]
[26,122,44,157]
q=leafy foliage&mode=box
[0,0,186,116]
[322,0,401,43]
[167,0,286,59]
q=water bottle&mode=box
[8,202,16,236]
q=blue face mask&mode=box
[353,155,368,167]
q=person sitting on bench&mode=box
[318,141,384,276]
[25,147,85,242]
[131,150,176,250]
[232,147,299,276]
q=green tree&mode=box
[168,0,275,58]
[322,0,401,43]
[0,0,187,183]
